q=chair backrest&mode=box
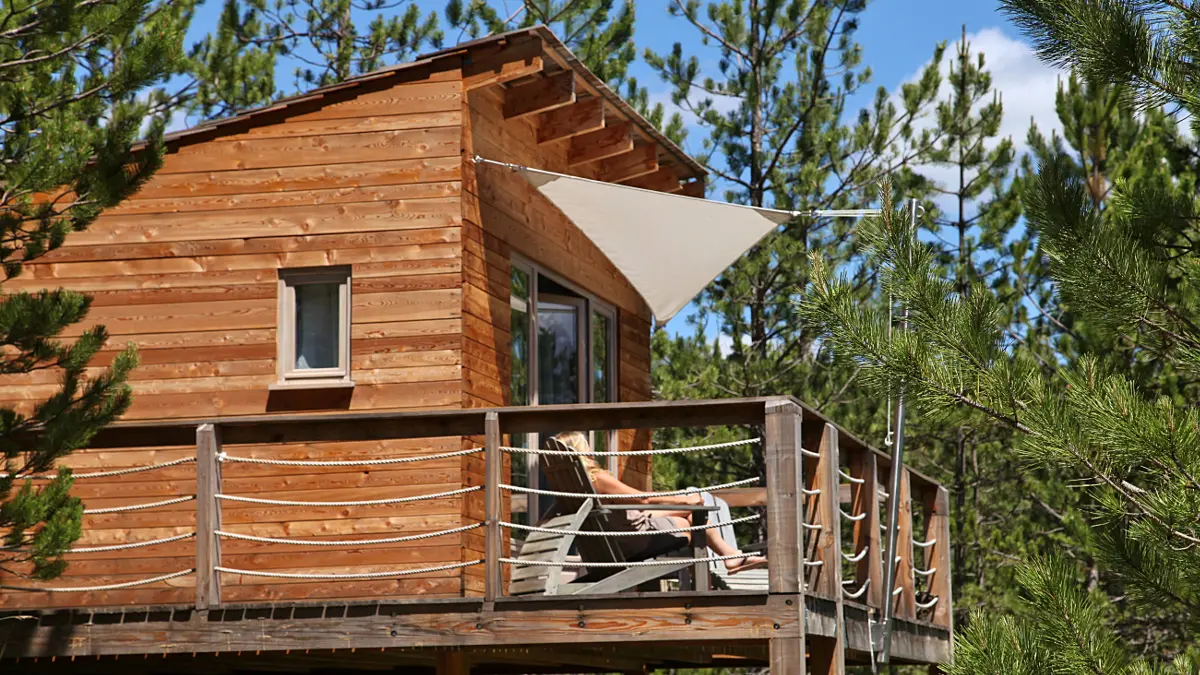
[539,437,629,564]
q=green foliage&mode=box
[0,0,186,578]
[803,154,1200,665]
[888,27,1077,622]
[646,0,942,547]
[187,0,443,119]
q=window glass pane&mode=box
[294,282,340,369]
[592,311,611,403]
[511,306,529,405]
[537,303,580,404]
[509,443,530,527]
[511,266,530,302]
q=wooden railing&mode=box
[5,396,951,638]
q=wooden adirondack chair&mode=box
[507,436,718,596]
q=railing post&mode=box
[924,486,953,633]
[895,469,916,621]
[764,399,805,675]
[850,449,883,609]
[764,400,803,593]
[805,423,842,597]
[484,411,502,602]
[195,423,222,610]
[807,423,845,675]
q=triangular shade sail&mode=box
[511,166,795,322]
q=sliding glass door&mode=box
[509,259,616,522]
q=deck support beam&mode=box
[436,650,471,675]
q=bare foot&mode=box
[725,555,767,574]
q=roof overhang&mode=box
[482,159,795,323]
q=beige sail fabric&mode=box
[517,168,795,322]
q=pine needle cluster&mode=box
[0,0,187,579]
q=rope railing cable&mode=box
[803,559,824,567]
[912,538,937,548]
[802,521,823,531]
[218,447,483,467]
[1,456,197,481]
[840,509,867,522]
[839,469,865,485]
[501,437,760,457]
[216,560,482,580]
[799,447,821,458]
[1,569,194,593]
[501,553,755,569]
[72,532,196,553]
[216,523,483,546]
[842,547,868,563]
[801,488,821,496]
[914,596,940,609]
[913,566,937,577]
[843,578,871,600]
[215,485,481,507]
[83,495,195,514]
[499,477,758,499]
[501,514,759,537]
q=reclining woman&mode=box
[553,431,767,575]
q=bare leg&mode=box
[704,526,767,573]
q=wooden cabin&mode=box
[0,27,953,674]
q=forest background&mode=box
[170,0,1193,658]
[10,0,1194,668]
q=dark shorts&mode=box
[617,510,688,561]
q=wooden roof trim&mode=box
[526,25,705,181]
[148,26,706,182]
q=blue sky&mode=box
[180,0,1064,339]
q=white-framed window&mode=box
[273,266,353,389]
[509,256,618,521]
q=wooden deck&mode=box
[0,398,952,673]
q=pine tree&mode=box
[895,27,1075,621]
[643,0,945,503]
[187,0,442,119]
[803,1,1200,667]
[0,0,190,579]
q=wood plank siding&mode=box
[0,67,470,610]
[0,31,699,610]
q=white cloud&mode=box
[716,332,750,356]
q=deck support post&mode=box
[436,650,470,675]
[195,423,222,610]
[806,423,845,675]
[484,412,502,602]
[764,399,805,675]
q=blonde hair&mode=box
[553,431,603,478]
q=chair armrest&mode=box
[598,504,719,512]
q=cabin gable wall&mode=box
[0,69,477,609]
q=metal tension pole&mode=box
[877,198,919,665]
